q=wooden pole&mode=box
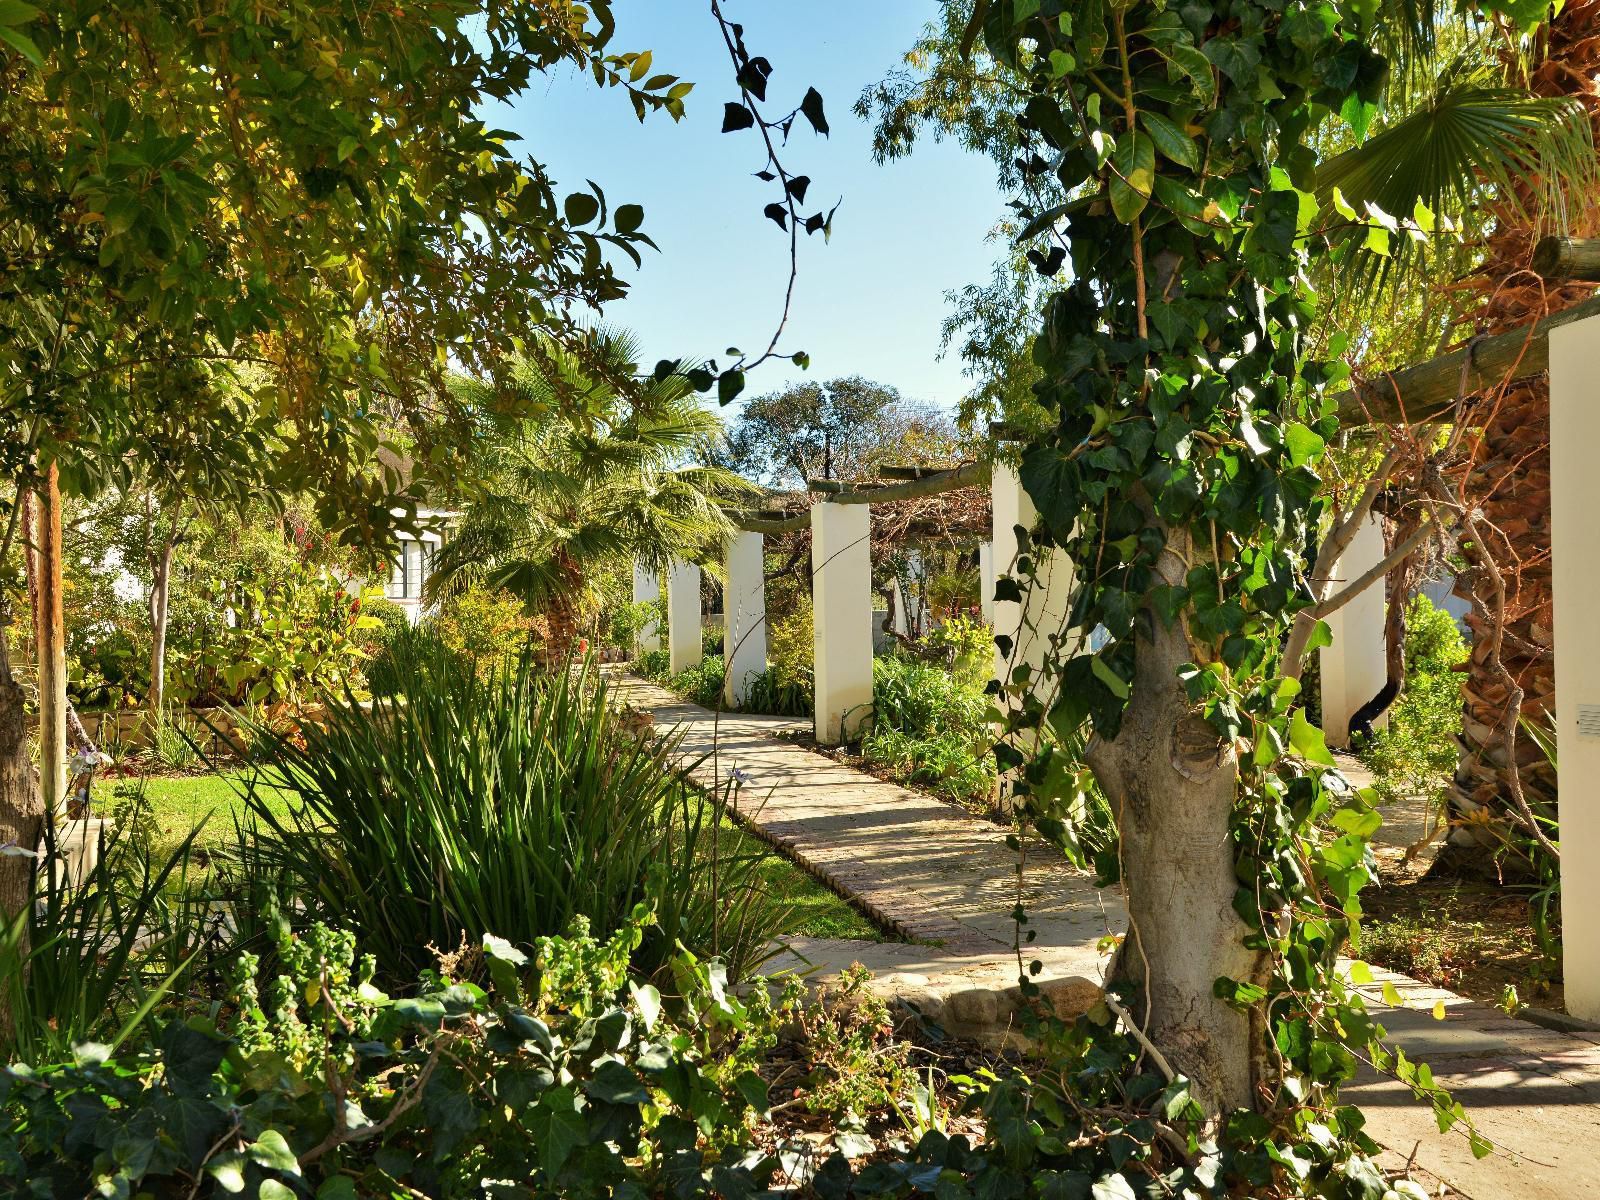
[1533,236,1600,282]
[1331,293,1600,425]
[33,464,65,818]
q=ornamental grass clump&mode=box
[231,636,793,984]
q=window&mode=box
[386,539,433,601]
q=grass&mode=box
[120,769,883,942]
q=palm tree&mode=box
[1313,7,1598,864]
[430,329,755,649]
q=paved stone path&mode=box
[618,673,1600,1197]
[612,673,1118,1041]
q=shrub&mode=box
[671,653,727,708]
[742,665,813,717]
[862,655,996,803]
[230,637,794,984]
[424,584,544,669]
[1361,593,1467,809]
[168,561,378,709]
[357,594,412,651]
[0,913,795,1199]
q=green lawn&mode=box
[118,770,883,942]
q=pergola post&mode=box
[990,462,1076,704]
[979,541,995,626]
[1552,314,1599,1020]
[631,563,660,654]
[665,558,702,675]
[722,531,768,709]
[1318,514,1388,749]
[812,500,873,745]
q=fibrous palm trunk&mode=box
[1448,1,1600,854]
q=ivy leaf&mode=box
[1139,111,1199,170]
[1288,708,1336,767]
[799,87,829,136]
[762,202,787,230]
[1091,654,1130,700]
[248,1130,301,1176]
[1284,422,1324,468]
[1092,1173,1138,1200]
[784,175,810,203]
[721,102,755,133]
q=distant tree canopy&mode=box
[724,376,968,489]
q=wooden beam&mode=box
[732,461,991,532]
[735,512,810,535]
[828,460,989,504]
[1332,293,1600,425]
[1534,236,1600,282]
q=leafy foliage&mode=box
[168,560,377,710]
[1361,594,1467,809]
[725,376,965,488]
[0,1,681,532]
[863,654,997,804]
[231,636,793,985]
[0,913,796,1198]
[974,0,1498,1172]
[432,328,751,641]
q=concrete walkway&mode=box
[618,674,1600,1198]
[613,674,1118,1041]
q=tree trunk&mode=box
[32,469,66,820]
[148,526,176,720]
[1448,0,1600,856]
[1086,521,1267,1114]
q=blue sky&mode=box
[489,2,1010,412]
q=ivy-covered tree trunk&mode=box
[987,0,1412,1132]
[1086,520,1264,1114]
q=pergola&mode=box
[633,278,1600,1020]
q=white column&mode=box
[1318,514,1388,748]
[990,463,1076,706]
[979,541,995,626]
[890,578,910,636]
[722,532,768,708]
[631,563,660,654]
[666,558,702,675]
[812,501,874,744]
[1553,315,1599,1020]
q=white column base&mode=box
[812,502,873,745]
[666,559,702,675]
[632,562,660,654]
[1553,316,1600,1020]
[723,532,768,708]
[1318,514,1388,749]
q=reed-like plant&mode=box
[0,818,207,1060]
[230,637,794,983]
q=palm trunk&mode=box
[1085,520,1269,1114]
[1448,0,1600,856]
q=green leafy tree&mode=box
[431,329,753,646]
[979,0,1548,1157]
[726,376,964,487]
[0,0,684,1026]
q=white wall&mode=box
[1318,514,1388,748]
[1552,315,1599,1020]
[812,501,873,744]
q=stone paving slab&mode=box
[616,672,1600,1196]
